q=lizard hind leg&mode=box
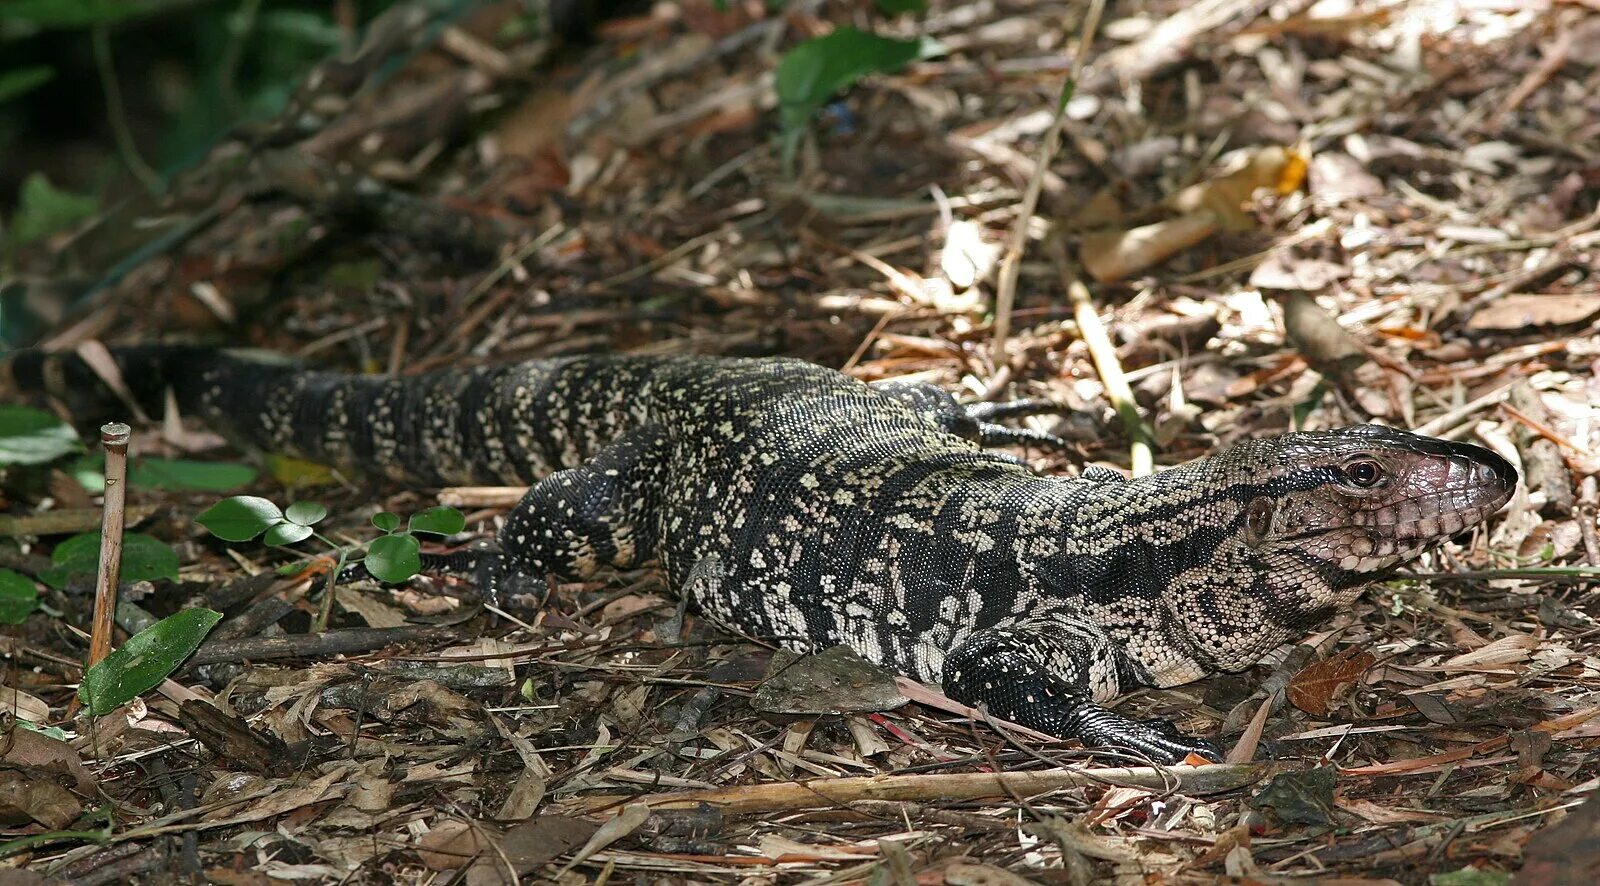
[497,424,670,586]
[942,617,1221,764]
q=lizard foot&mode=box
[1068,707,1223,764]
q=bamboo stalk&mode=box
[89,423,132,668]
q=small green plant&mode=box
[79,607,221,716]
[197,496,466,584]
[37,532,179,590]
[774,26,941,168]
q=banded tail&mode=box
[2,346,643,486]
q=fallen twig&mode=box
[568,762,1277,815]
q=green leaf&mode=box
[0,569,39,624]
[262,522,314,547]
[775,28,937,156]
[371,511,400,533]
[408,506,464,537]
[0,404,81,465]
[874,0,926,12]
[7,173,98,252]
[197,496,283,542]
[38,532,179,590]
[78,608,221,716]
[0,66,53,104]
[284,501,327,526]
[133,458,257,492]
[0,0,160,28]
[364,533,420,583]
[76,456,260,494]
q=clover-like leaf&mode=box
[371,511,401,533]
[263,522,315,547]
[197,496,284,542]
[364,533,420,583]
[408,506,465,537]
[284,501,328,526]
[78,608,222,716]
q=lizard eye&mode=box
[1345,460,1384,488]
[1245,499,1275,545]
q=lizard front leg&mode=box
[464,425,669,610]
[942,616,1221,764]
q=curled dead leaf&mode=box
[1287,647,1377,717]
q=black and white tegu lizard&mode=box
[5,347,1517,761]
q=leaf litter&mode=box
[1,0,1598,882]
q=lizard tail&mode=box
[2,345,561,486]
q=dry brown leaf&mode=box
[1081,212,1218,282]
[417,819,500,871]
[1336,797,1447,825]
[0,685,52,725]
[1164,145,1307,230]
[944,860,1043,886]
[1468,293,1600,331]
[1,723,96,794]
[1287,647,1377,717]
[1513,791,1600,885]
[1438,634,1539,670]
[0,769,83,828]
[494,814,599,875]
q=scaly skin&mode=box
[5,347,1517,761]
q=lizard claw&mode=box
[1069,707,1222,764]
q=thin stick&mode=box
[990,0,1106,355]
[89,423,132,668]
[569,762,1277,815]
[1054,239,1153,475]
[91,26,162,195]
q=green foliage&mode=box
[0,0,160,29]
[775,27,938,165]
[409,506,465,537]
[363,504,464,582]
[873,0,928,13]
[78,607,221,716]
[201,495,463,586]
[0,568,40,623]
[0,65,53,104]
[196,495,284,542]
[38,532,179,590]
[0,404,81,465]
[365,533,421,584]
[72,454,257,493]
[4,173,98,253]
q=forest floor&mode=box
[4,0,1600,883]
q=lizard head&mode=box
[1235,424,1516,580]
[1154,425,1516,673]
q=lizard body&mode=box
[6,347,1517,761]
